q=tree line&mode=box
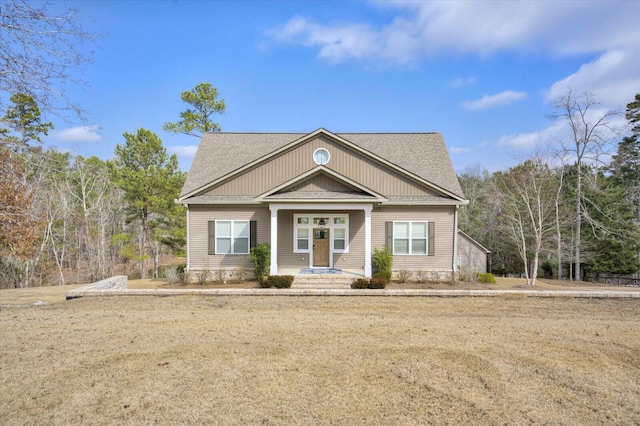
[0,82,224,288]
[459,91,640,285]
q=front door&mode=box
[313,228,330,267]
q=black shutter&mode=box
[385,222,393,252]
[428,222,435,256]
[208,221,215,255]
[250,220,257,249]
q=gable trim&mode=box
[255,165,387,202]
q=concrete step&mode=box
[292,274,355,289]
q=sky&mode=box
[36,0,640,174]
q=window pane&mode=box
[334,217,345,224]
[217,238,231,254]
[334,239,345,250]
[234,221,249,237]
[412,239,427,254]
[298,239,309,250]
[297,217,309,224]
[217,221,231,237]
[395,239,409,254]
[412,222,427,238]
[334,228,345,238]
[394,222,409,238]
[234,238,249,254]
[298,228,309,238]
[313,217,329,225]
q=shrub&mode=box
[215,268,228,284]
[397,269,412,283]
[250,243,270,282]
[372,247,393,283]
[196,268,210,285]
[415,270,427,283]
[266,275,294,288]
[351,278,369,289]
[476,273,496,284]
[234,267,248,283]
[350,278,386,289]
[164,267,182,285]
[368,277,387,289]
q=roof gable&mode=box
[180,128,465,202]
[256,166,386,203]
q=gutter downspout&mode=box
[453,205,459,281]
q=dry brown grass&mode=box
[1,295,639,425]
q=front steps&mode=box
[292,274,355,289]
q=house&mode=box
[457,230,491,277]
[177,128,469,280]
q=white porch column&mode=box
[364,205,372,278]
[269,205,279,275]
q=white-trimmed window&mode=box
[393,221,428,255]
[333,228,346,250]
[297,228,309,250]
[216,220,249,254]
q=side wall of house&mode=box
[188,205,271,274]
[457,234,487,275]
[371,205,456,273]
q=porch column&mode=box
[269,205,279,275]
[364,205,372,278]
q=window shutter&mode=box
[385,222,393,251]
[250,220,257,249]
[208,221,215,255]
[428,222,435,256]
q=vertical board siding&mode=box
[372,206,455,271]
[286,173,355,193]
[188,205,270,271]
[204,136,441,197]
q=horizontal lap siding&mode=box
[334,210,365,270]
[372,206,455,271]
[188,205,270,270]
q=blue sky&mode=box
[39,0,640,173]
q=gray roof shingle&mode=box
[180,130,464,199]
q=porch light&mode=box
[318,217,326,230]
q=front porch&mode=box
[269,203,373,278]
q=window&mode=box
[216,220,249,254]
[313,148,330,165]
[333,228,345,250]
[297,228,309,250]
[393,221,428,255]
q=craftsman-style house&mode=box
[178,128,474,279]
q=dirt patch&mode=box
[1,296,638,424]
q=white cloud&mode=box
[449,146,471,154]
[449,76,476,89]
[546,50,640,108]
[271,2,640,61]
[496,122,565,150]
[49,125,102,143]
[270,2,640,110]
[169,145,198,158]
[462,91,527,111]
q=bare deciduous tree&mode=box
[550,89,619,281]
[0,0,101,118]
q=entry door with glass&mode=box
[313,228,330,267]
